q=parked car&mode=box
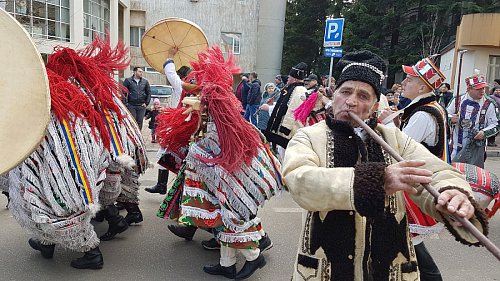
[149,85,174,107]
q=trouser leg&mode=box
[220,245,237,267]
[414,242,443,281]
[240,248,260,262]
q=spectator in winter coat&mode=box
[244,72,262,126]
[257,83,277,131]
[235,73,251,110]
[123,67,151,129]
[145,98,162,143]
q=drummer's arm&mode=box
[163,60,183,107]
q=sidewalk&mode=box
[140,123,160,152]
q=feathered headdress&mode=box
[46,34,130,150]
[156,47,262,172]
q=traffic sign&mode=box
[324,47,343,58]
[324,18,345,47]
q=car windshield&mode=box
[151,86,172,96]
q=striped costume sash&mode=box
[60,119,93,205]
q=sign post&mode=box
[323,18,345,89]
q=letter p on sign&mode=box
[324,18,344,47]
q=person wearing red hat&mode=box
[447,73,499,168]
[400,58,450,281]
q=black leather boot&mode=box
[100,205,129,241]
[28,238,55,259]
[123,203,143,225]
[234,254,266,280]
[92,209,105,222]
[167,225,197,241]
[145,169,169,194]
[70,246,104,269]
[203,263,236,279]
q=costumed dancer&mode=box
[447,72,499,168]
[145,47,193,196]
[398,57,449,280]
[6,35,148,269]
[155,47,284,279]
[292,74,329,129]
[282,51,488,281]
[265,62,308,158]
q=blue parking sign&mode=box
[324,47,342,58]
[324,18,345,47]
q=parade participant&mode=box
[265,62,308,149]
[144,47,190,196]
[400,57,449,280]
[304,74,319,98]
[155,47,283,279]
[5,35,148,269]
[447,73,499,168]
[283,50,488,281]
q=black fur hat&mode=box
[335,51,387,101]
[289,62,308,80]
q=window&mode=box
[488,56,500,85]
[4,0,70,42]
[220,32,241,55]
[83,0,110,43]
[130,26,145,47]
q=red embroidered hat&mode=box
[465,74,488,89]
[402,57,446,90]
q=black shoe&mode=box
[145,184,167,194]
[123,203,143,225]
[201,238,221,250]
[124,211,143,225]
[92,210,105,222]
[258,234,273,252]
[28,238,55,259]
[145,169,169,194]
[234,254,266,280]
[167,225,197,241]
[115,202,125,210]
[100,218,129,241]
[203,263,236,279]
[100,204,129,241]
[70,247,104,269]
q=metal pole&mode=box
[455,50,467,113]
[347,111,500,262]
[328,56,334,89]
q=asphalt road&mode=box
[0,149,498,281]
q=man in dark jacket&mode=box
[244,72,262,125]
[123,67,151,129]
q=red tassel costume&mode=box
[5,35,148,259]
[157,47,284,250]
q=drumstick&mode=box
[347,111,500,261]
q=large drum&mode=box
[141,17,209,73]
[0,9,50,175]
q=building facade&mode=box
[1,0,286,87]
[1,0,131,67]
[440,13,500,95]
[128,0,286,86]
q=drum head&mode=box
[0,9,50,175]
[141,17,209,73]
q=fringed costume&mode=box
[5,35,148,268]
[155,47,283,278]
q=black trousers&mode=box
[414,242,443,281]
